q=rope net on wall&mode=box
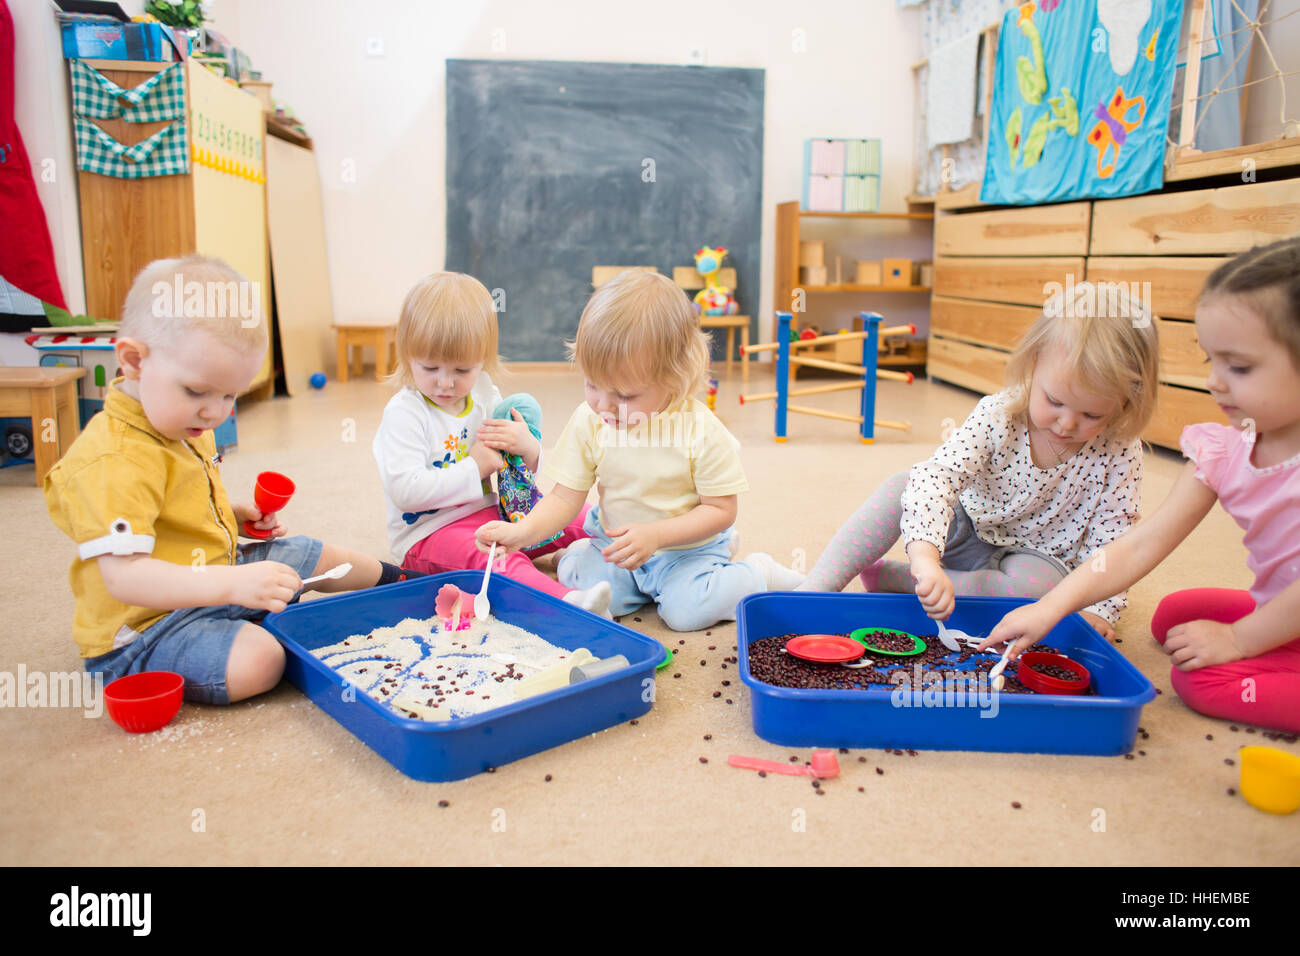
[1167,0,1299,158]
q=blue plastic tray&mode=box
[737,593,1156,756]
[263,571,663,781]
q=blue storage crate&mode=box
[60,19,184,62]
[262,571,664,781]
[737,593,1155,756]
[213,402,237,453]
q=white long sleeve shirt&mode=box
[373,376,503,562]
[899,390,1143,623]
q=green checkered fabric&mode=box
[70,60,185,123]
[74,115,190,179]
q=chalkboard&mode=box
[446,59,764,361]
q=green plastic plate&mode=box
[849,627,926,656]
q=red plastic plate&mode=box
[784,634,864,663]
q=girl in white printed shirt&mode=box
[800,281,1160,636]
[372,272,611,616]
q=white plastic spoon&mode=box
[474,542,497,621]
[302,562,352,586]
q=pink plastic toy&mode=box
[434,584,474,631]
[727,749,840,778]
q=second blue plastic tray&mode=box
[737,593,1155,755]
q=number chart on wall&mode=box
[446,59,764,361]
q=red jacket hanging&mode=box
[0,0,68,312]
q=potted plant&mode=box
[143,0,209,51]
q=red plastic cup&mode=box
[1015,652,1090,695]
[243,470,295,539]
[104,671,184,733]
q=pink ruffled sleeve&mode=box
[1180,423,1232,493]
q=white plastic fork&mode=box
[989,641,1017,691]
[935,617,962,652]
[474,542,497,621]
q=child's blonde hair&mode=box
[569,269,710,404]
[1004,279,1159,444]
[391,272,502,388]
[120,255,267,354]
[1200,236,1300,370]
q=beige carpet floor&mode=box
[2,363,1296,866]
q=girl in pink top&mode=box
[986,237,1300,734]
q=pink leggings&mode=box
[1151,587,1300,734]
[401,504,592,600]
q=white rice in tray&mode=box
[311,614,573,721]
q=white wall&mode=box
[15,0,928,350]
[216,0,925,338]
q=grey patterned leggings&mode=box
[799,470,1068,597]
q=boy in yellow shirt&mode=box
[44,255,416,704]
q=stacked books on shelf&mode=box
[802,138,881,212]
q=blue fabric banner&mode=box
[981,0,1185,204]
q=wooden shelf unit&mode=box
[927,170,1300,450]
[74,59,274,397]
[773,200,935,373]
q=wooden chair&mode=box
[672,266,750,383]
[590,266,750,383]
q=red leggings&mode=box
[1151,588,1300,734]
[401,504,592,600]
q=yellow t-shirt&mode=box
[540,398,749,546]
[43,383,240,658]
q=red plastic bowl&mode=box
[1015,652,1090,696]
[104,671,184,733]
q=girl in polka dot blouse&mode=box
[801,280,1160,641]
[988,238,1300,734]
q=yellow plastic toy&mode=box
[692,246,738,316]
[1239,746,1300,814]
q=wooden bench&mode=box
[333,322,398,382]
[0,366,88,485]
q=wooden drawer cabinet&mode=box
[929,175,1296,449]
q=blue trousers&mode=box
[557,507,764,632]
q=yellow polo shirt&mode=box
[541,397,749,548]
[44,383,240,657]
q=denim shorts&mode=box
[82,535,323,705]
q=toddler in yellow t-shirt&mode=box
[44,255,415,704]
[475,269,802,631]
